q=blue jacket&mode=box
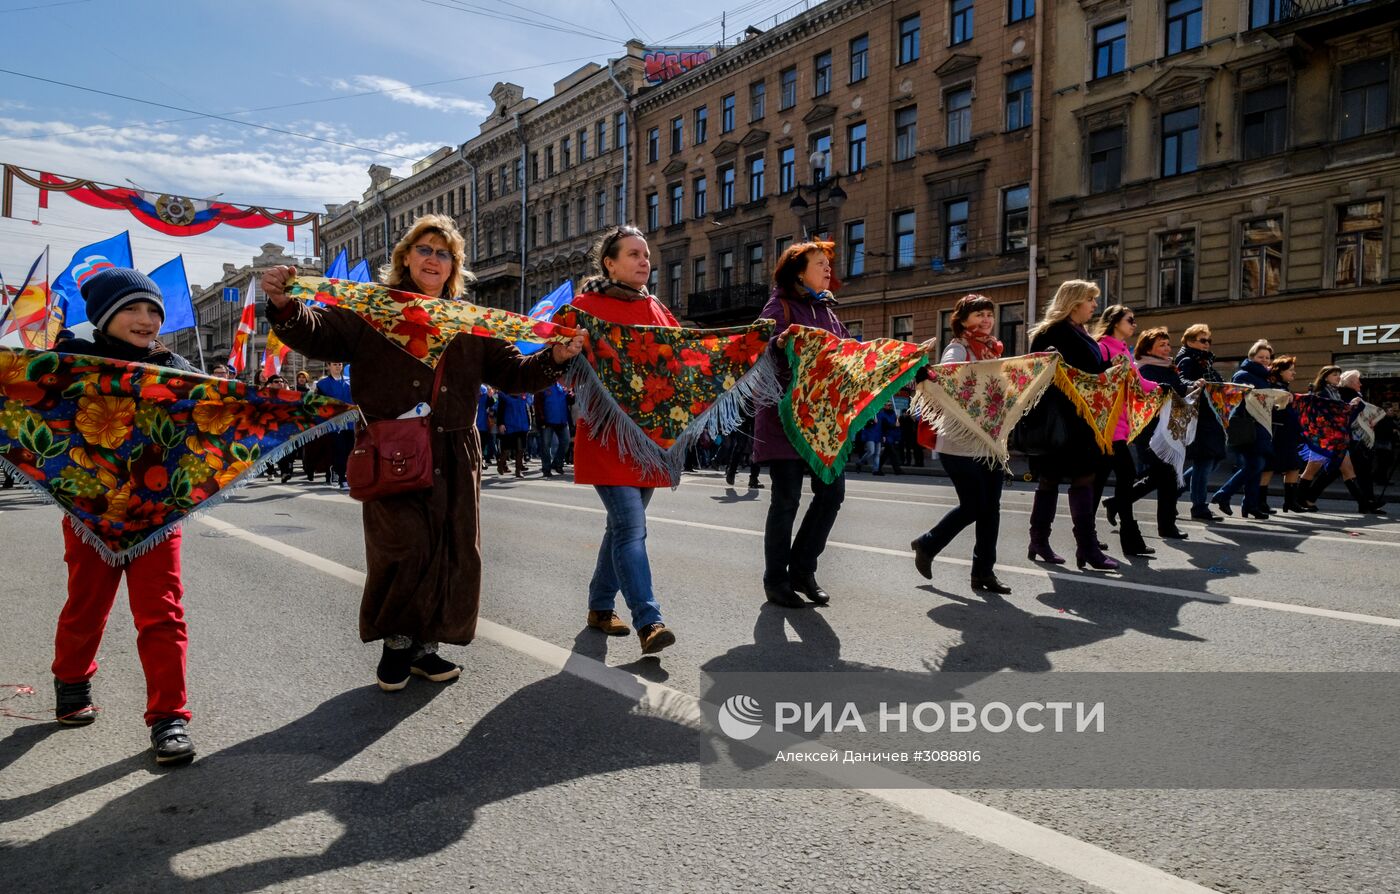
[878,407,901,445]
[1231,359,1275,455]
[315,373,355,431]
[496,392,531,434]
[476,385,492,430]
[539,383,570,426]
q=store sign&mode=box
[1336,324,1400,346]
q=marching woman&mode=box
[1128,327,1192,539]
[569,225,678,655]
[1296,366,1381,514]
[910,294,1012,593]
[755,241,850,608]
[1024,280,1119,570]
[1210,339,1275,520]
[1174,324,1226,520]
[1263,355,1306,512]
[1093,304,1157,556]
[262,214,584,690]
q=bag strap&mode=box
[426,356,449,410]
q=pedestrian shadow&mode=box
[928,591,1117,673]
[710,487,763,504]
[0,721,63,779]
[568,628,670,684]
[1,673,711,893]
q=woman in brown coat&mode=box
[261,214,583,690]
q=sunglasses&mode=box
[1196,338,1212,345]
[1124,317,1136,324]
[412,244,453,262]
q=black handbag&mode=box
[1009,396,1072,456]
[1225,404,1256,449]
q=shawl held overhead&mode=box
[911,352,1057,469]
[554,305,780,486]
[0,348,358,564]
[1148,391,1201,486]
[781,326,927,484]
[1293,393,1353,458]
[285,277,578,369]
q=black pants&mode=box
[917,452,1003,577]
[726,434,761,484]
[1094,441,1139,526]
[764,459,845,585]
[330,431,354,483]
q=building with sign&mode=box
[1043,0,1400,406]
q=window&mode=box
[892,315,914,342]
[615,112,627,150]
[719,165,736,210]
[694,106,708,144]
[719,250,735,287]
[670,116,684,154]
[748,155,765,200]
[899,14,921,65]
[942,199,970,261]
[1165,0,1201,56]
[895,106,917,160]
[1094,20,1127,79]
[647,127,659,162]
[1335,200,1384,288]
[780,67,798,109]
[850,34,868,83]
[1240,217,1283,299]
[848,122,867,172]
[1006,69,1033,131]
[596,190,607,228]
[694,257,707,292]
[597,120,608,154]
[485,174,494,202]
[746,244,764,283]
[560,204,569,239]
[616,186,624,227]
[645,193,659,232]
[669,183,684,224]
[893,211,917,268]
[722,93,735,133]
[544,208,554,243]
[1089,126,1124,193]
[814,51,832,97]
[514,158,523,190]
[1009,0,1034,24]
[531,152,539,181]
[647,268,659,297]
[846,320,864,340]
[1157,230,1196,306]
[577,199,586,235]
[1249,0,1285,29]
[810,132,832,179]
[779,146,796,193]
[950,0,974,46]
[946,88,972,146]
[669,262,683,306]
[579,128,589,161]
[1340,58,1390,139]
[998,302,1025,351]
[561,136,571,169]
[1002,185,1030,252]
[1161,106,1199,177]
[776,235,793,257]
[693,176,707,218]
[750,80,766,120]
[1087,242,1119,305]
[845,220,865,276]
[1242,84,1287,158]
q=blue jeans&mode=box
[543,423,570,472]
[1187,457,1218,512]
[588,486,663,629]
[1213,448,1267,512]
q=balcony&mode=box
[1254,0,1397,38]
[685,282,770,325]
[472,251,521,281]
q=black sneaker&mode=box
[150,717,195,765]
[410,652,461,683]
[376,644,414,691]
[54,677,98,725]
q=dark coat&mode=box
[1134,357,1185,444]
[1231,359,1275,456]
[1175,345,1226,461]
[59,332,195,372]
[1027,319,1109,478]
[267,300,564,645]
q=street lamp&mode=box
[789,149,847,239]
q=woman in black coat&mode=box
[1174,324,1225,520]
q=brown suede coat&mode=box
[267,300,564,644]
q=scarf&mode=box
[0,347,358,564]
[578,277,654,302]
[1294,393,1353,457]
[912,352,1056,469]
[1051,359,1132,453]
[1200,382,1251,432]
[554,305,779,485]
[1148,391,1200,486]
[1353,401,1386,449]
[286,277,578,368]
[1244,388,1293,431]
[955,333,1004,361]
[779,326,927,483]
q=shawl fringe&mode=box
[1053,363,1122,454]
[911,353,1057,471]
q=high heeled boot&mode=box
[1069,483,1119,570]
[1027,480,1065,564]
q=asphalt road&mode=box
[2,465,1398,893]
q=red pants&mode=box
[52,521,190,726]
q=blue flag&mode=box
[149,256,196,334]
[52,231,134,328]
[325,248,348,280]
[516,280,573,355]
[347,258,372,283]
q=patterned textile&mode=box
[1123,369,1170,443]
[1052,360,1132,453]
[781,326,927,483]
[1353,401,1386,449]
[1148,392,1200,486]
[1293,393,1353,458]
[911,353,1057,469]
[0,348,358,564]
[285,277,578,369]
[1200,382,1250,432]
[554,305,779,485]
[1244,388,1292,431]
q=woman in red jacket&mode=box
[570,226,676,655]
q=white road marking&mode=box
[192,512,1215,894]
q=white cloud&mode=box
[338,75,491,118]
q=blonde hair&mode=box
[1030,280,1099,340]
[1247,339,1274,359]
[380,213,474,299]
[1181,323,1211,347]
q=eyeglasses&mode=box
[1196,338,1212,345]
[1124,317,1136,324]
[412,244,453,262]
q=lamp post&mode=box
[789,149,847,240]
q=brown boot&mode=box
[638,622,676,655]
[586,610,630,636]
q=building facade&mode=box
[631,0,1041,352]
[1044,0,1400,405]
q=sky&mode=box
[0,0,800,294]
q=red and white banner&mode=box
[227,275,257,374]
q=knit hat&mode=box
[80,268,165,333]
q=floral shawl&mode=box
[1199,382,1251,433]
[780,326,927,483]
[285,277,578,368]
[553,305,779,485]
[1244,388,1293,431]
[1293,393,1353,457]
[1122,367,1170,443]
[0,348,358,563]
[1353,401,1386,449]
[1052,359,1133,453]
[912,352,1057,469]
